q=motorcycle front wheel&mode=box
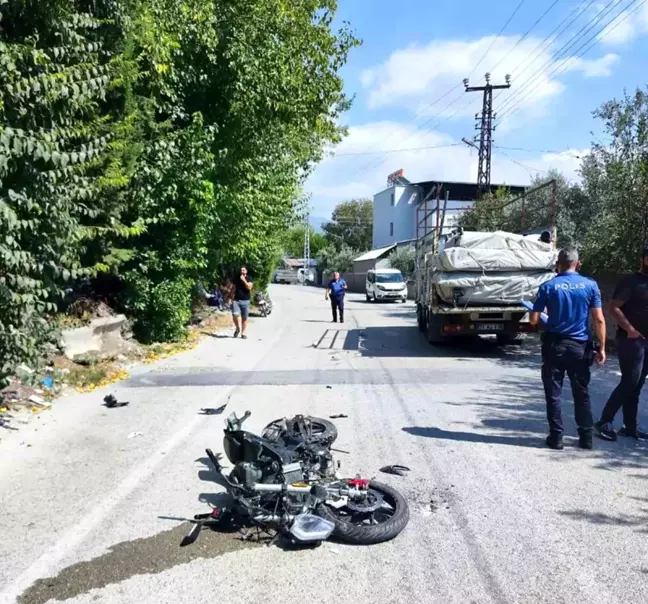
[262,416,338,446]
[316,481,409,545]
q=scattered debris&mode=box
[200,404,227,416]
[17,364,35,376]
[379,465,411,477]
[329,414,348,419]
[326,385,333,389]
[331,447,350,455]
[104,394,129,409]
[28,395,47,406]
[128,431,144,439]
[41,377,54,390]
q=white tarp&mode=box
[444,230,552,252]
[431,271,554,305]
[429,247,558,272]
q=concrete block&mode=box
[61,315,128,360]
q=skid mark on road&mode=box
[17,525,260,604]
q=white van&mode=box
[366,268,408,303]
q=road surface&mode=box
[1,285,647,604]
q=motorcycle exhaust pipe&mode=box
[253,484,312,494]
[253,514,295,523]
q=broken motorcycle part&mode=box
[104,395,129,409]
[379,465,411,477]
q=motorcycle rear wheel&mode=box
[262,416,338,446]
[316,481,409,545]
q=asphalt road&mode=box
[1,285,648,604]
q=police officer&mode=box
[530,248,607,450]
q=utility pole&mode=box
[463,73,511,196]
[303,211,310,286]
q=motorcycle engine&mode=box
[303,446,336,480]
[230,462,263,489]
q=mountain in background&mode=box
[310,216,329,234]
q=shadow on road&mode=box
[402,426,543,448]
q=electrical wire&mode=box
[497,0,625,116]
[488,0,563,75]
[492,0,599,106]
[498,0,643,123]
[347,0,534,183]
[331,142,463,157]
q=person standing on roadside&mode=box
[230,265,253,339]
[530,248,607,451]
[325,271,347,323]
[595,248,648,441]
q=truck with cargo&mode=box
[415,228,558,345]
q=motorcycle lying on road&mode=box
[183,412,409,547]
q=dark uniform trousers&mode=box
[331,296,344,322]
[541,334,594,436]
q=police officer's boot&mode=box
[546,433,564,450]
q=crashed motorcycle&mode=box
[183,412,409,547]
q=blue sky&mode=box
[305,0,648,219]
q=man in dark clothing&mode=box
[596,248,648,441]
[325,271,347,323]
[530,248,607,450]
[230,265,253,339]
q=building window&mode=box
[391,191,395,206]
[390,222,394,237]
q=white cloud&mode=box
[599,1,648,46]
[305,121,584,217]
[360,34,618,119]
[564,53,620,77]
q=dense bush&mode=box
[0,0,359,380]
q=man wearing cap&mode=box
[530,248,607,450]
[595,248,648,441]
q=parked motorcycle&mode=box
[254,290,272,317]
[183,412,409,547]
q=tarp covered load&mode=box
[429,247,558,272]
[431,271,555,305]
[443,230,552,252]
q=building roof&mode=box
[354,244,396,262]
[412,180,528,202]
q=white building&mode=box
[372,177,527,249]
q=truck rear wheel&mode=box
[427,313,447,345]
[417,305,425,332]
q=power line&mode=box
[488,0,563,75]
[470,0,528,76]
[347,0,533,184]
[497,0,624,116]
[492,0,599,106]
[494,146,551,175]
[499,0,643,123]
[330,142,462,157]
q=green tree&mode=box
[388,247,415,279]
[578,88,648,274]
[283,225,326,258]
[323,198,373,251]
[316,245,356,273]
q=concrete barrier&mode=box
[61,315,129,360]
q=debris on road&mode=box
[104,394,130,409]
[329,414,348,419]
[200,404,227,416]
[379,465,411,477]
[128,431,144,439]
[326,385,333,389]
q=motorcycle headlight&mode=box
[289,514,335,543]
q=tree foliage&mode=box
[0,0,360,376]
[316,245,356,273]
[388,247,415,279]
[322,198,372,251]
[282,224,327,259]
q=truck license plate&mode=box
[477,323,504,332]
